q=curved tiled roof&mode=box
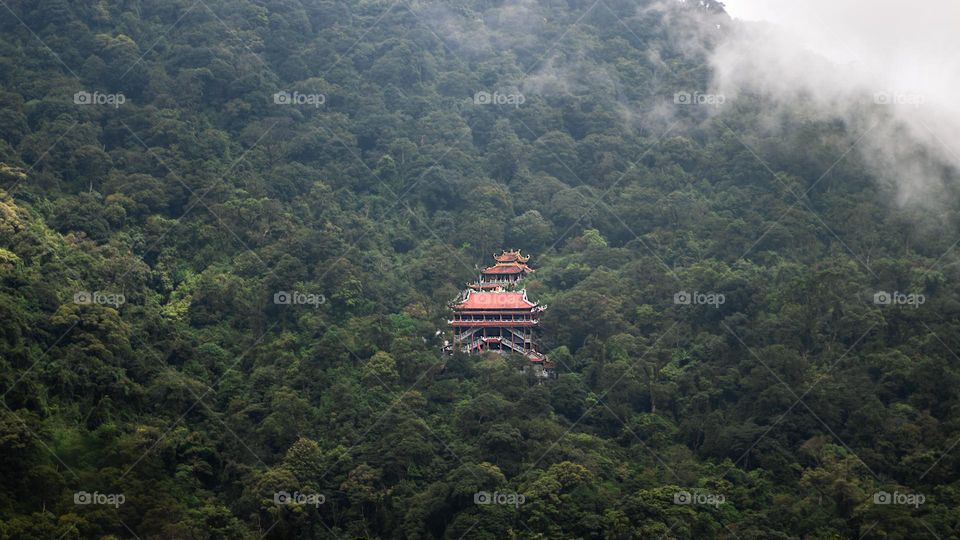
[453,290,537,309]
[482,263,532,274]
[495,249,530,263]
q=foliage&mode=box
[1,0,959,538]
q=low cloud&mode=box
[714,0,960,205]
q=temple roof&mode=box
[482,263,532,275]
[495,249,530,263]
[453,290,537,310]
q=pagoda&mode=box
[446,250,554,378]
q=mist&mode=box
[414,0,960,206]
[715,0,960,205]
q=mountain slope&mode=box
[1,0,959,538]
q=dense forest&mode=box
[2,0,960,538]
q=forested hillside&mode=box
[2,0,959,538]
